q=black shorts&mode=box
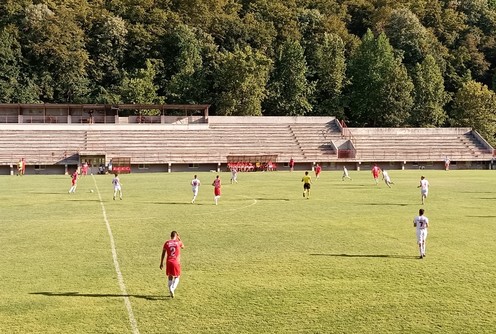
[304,183,311,190]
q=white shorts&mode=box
[416,229,428,243]
[421,189,428,197]
[192,187,199,196]
[114,186,121,191]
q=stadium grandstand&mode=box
[0,103,494,175]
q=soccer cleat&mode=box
[419,255,423,259]
[170,290,174,298]
[113,197,115,200]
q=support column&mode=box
[168,163,171,173]
[217,162,221,173]
[64,164,68,175]
[402,161,406,170]
[357,161,361,171]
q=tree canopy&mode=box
[1,0,496,142]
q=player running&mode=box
[382,169,394,188]
[418,176,429,205]
[371,164,381,185]
[112,173,122,200]
[315,163,322,179]
[191,175,201,203]
[302,171,312,199]
[160,231,185,298]
[342,166,352,181]
[68,170,78,194]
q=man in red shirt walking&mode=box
[212,175,221,205]
[160,231,185,298]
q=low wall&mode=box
[209,116,335,124]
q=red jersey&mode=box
[163,239,184,263]
[372,166,380,178]
[315,165,322,174]
[212,178,221,188]
[71,171,78,185]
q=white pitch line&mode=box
[92,176,140,334]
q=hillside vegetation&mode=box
[1,1,496,142]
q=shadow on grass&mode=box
[361,203,410,207]
[30,291,168,300]
[254,198,290,201]
[310,253,418,259]
[466,215,496,218]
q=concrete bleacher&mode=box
[350,128,493,161]
[0,118,493,173]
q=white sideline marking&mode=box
[92,176,140,334]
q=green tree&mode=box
[213,46,272,116]
[86,11,127,101]
[410,55,449,127]
[21,3,90,102]
[119,59,164,112]
[384,8,430,67]
[264,39,312,116]
[347,29,413,127]
[451,80,496,145]
[310,33,346,118]
[0,28,20,102]
[162,24,205,104]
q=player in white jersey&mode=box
[230,168,238,184]
[382,169,394,188]
[342,166,352,181]
[191,175,201,203]
[413,208,429,259]
[112,173,122,200]
[417,176,429,204]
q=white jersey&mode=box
[420,179,429,193]
[383,170,391,182]
[414,215,429,242]
[191,178,201,194]
[112,177,121,190]
[343,167,349,176]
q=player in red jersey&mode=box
[212,175,221,205]
[371,164,381,185]
[315,163,322,179]
[160,231,185,298]
[68,170,78,194]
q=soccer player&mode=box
[68,170,78,194]
[444,156,450,171]
[212,175,221,205]
[301,171,312,199]
[315,163,322,179]
[382,169,394,188]
[112,173,122,200]
[191,175,200,203]
[417,176,429,205]
[160,231,185,298]
[81,162,89,176]
[413,209,429,259]
[289,158,294,172]
[371,164,381,185]
[17,158,24,176]
[342,166,352,181]
[230,167,238,184]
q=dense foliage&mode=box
[1,0,496,141]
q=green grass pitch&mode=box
[1,170,495,333]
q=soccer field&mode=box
[1,170,495,333]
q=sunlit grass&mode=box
[1,170,495,333]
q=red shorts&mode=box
[214,188,221,196]
[166,260,181,277]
